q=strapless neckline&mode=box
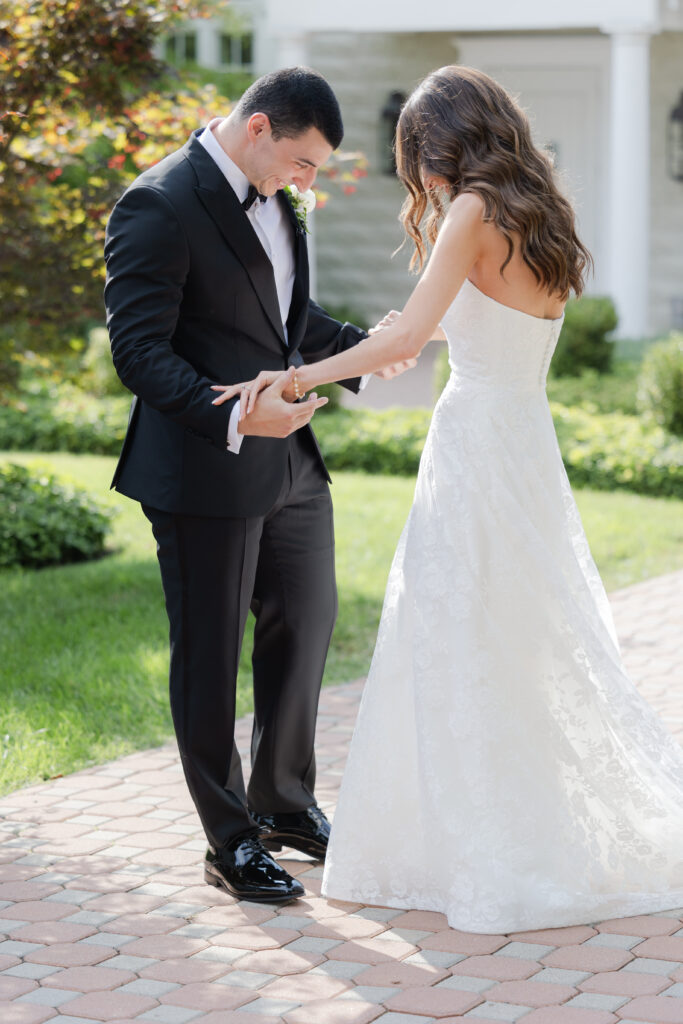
[464,277,565,324]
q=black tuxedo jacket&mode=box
[104,130,366,518]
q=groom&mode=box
[104,67,406,903]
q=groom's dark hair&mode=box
[235,67,344,150]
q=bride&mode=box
[213,65,683,933]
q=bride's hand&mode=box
[211,368,292,419]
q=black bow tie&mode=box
[242,184,267,211]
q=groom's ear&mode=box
[246,113,271,141]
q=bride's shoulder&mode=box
[435,192,487,260]
[442,192,487,237]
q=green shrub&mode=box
[0,378,128,455]
[315,407,431,475]
[551,296,617,376]
[0,463,113,569]
[433,346,450,400]
[636,333,683,437]
[551,403,683,499]
[81,326,127,397]
[546,362,639,415]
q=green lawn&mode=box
[2,450,683,796]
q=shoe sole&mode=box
[204,866,303,903]
[261,836,327,861]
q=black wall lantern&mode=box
[380,91,407,175]
[668,91,683,182]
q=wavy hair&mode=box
[395,65,592,299]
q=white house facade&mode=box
[184,0,683,340]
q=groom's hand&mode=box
[211,369,328,439]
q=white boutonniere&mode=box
[284,183,316,234]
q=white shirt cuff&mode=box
[227,402,244,454]
[359,374,372,391]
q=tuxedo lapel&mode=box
[279,190,310,351]
[185,132,286,346]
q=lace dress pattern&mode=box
[321,278,683,933]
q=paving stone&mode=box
[531,968,592,986]
[0,940,45,957]
[622,957,679,976]
[386,984,484,1016]
[117,979,180,997]
[1,964,61,980]
[0,1002,57,1022]
[18,986,81,1007]
[137,1008,204,1023]
[541,944,633,972]
[437,975,497,993]
[63,911,117,926]
[599,916,680,937]
[566,992,629,1011]
[282,999,385,1024]
[516,1010,618,1024]
[614,996,683,1023]
[451,955,542,982]
[101,954,161,972]
[632,936,683,960]
[339,985,403,1003]
[58,989,158,1020]
[495,942,557,959]
[308,960,368,980]
[283,936,342,954]
[465,1003,533,1021]
[239,997,301,1014]
[579,971,671,996]
[45,965,136,991]
[420,931,509,956]
[0,975,38,998]
[216,970,275,989]
[43,890,98,906]
[585,934,643,949]
[405,950,467,969]
[157,980,257,1011]
[81,932,137,948]
[357,961,449,987]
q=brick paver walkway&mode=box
[1,570,682,1024]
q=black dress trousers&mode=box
[143,428,338,850]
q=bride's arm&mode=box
[296,192,484,391]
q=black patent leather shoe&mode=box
[250,805,330,860]
[204,835,304,903]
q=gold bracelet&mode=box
[292,367,303,400]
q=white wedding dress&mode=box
[321,277,683,933]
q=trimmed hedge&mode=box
[550,403,683,499]
[315,407,430,475]
[0,378,128,455]
[0,463,113,569]
[551,296,618,377]
[636,333,683,437]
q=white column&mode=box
[195,17,219,69]
[271,33,319,299]
[606,30,652,338]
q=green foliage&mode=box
[315,407,431,475]
[551,296,618,377]
[636,333,683,437]
[0,462,112,568]
[433,346,450,399]
[81,326,127,397]
[0,376,128,454]
[551,403,683,499]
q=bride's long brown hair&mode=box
[395,65,592,299]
